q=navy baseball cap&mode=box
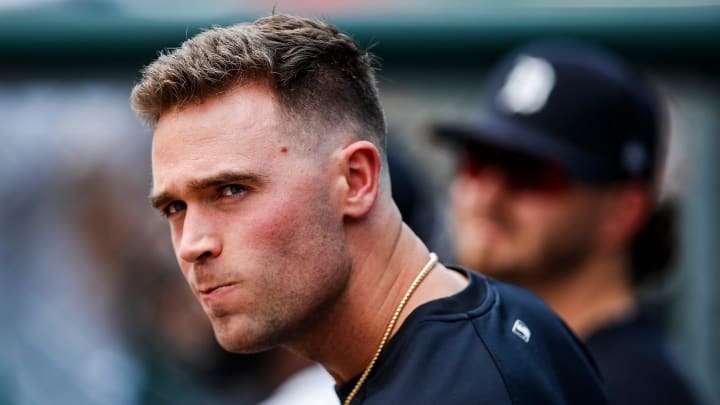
[434,39,662,184]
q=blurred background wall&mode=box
[1,1,718,404]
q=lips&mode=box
[198,282,236,296]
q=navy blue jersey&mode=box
[585,313,699,405]
[336,266,607,404]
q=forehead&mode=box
[151,83,288,191]
[155,82,282,149]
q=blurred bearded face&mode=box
[450,145,605,284]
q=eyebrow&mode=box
[149,170,265,210]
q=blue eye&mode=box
[221,184,246,197]
[164,201,186,216]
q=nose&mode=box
[176,207,222,264]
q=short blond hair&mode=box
[130,14,386,151]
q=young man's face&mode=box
[450,144,605,284]
[150,83,352,353]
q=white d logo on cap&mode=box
[497,55,556,115]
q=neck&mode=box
[289,201,467,385]
[526,253,636,339]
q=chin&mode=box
[211,320,277,354]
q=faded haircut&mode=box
[130,14,386,152]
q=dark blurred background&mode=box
[1,1,719,404]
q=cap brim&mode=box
[433,116,615,183]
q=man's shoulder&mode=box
[348,267,607,404]
[463,271,607,404]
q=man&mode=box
[437,40,699,404]
[131,15,606,404]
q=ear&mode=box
[598,185,651,249]
[339,141,381,219]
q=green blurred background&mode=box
[1,1,718,404]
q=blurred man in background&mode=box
[437,40,699,404]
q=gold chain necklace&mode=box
[343,252,439,405]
